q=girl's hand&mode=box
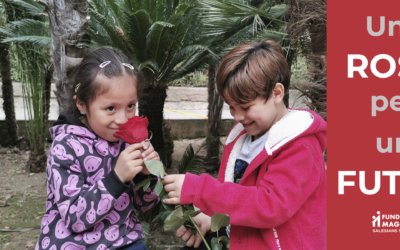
[162,174,186,204]
[176,213,211,248]
[141,141,160,161]
[140,141,160,175]
[114,143,144,183]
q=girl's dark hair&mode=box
[65,48,144,118]
[216,39,290,104]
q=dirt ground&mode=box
[0,137,225,250]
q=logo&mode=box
[372,211,400,233]
[372,211,380,227]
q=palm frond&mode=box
[0,19,50,48]
[178,144,205,175]
[89,8,132,57]
[2,36,50,47]
[139,59,159,74]
[161,44,216,82]
[5,0,44,16]
[125,9,152,62]
[145,21,174,61]
[199,0,284,26]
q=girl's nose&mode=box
[115,111,129,125]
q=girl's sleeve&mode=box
[180,140,325,229]
[131,175,160,212]
[47,136,131,233]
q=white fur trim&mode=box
[265,110,314,154]
[224,134,249,182]
[225,123,244,145]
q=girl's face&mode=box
[78,74,138,142]
[225,84,287,140]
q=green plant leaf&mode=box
[182,209,201,220]
[211,237,219,250]
[164,206,185,231]
[143,178,151,191]
[152,210,173,223]
[211,214,230,232]
[133,176,151,189]
[144,159,166,178]
[158,185,167,199]
[218,236,230,250]
[141,221,150,236]
[154,180,164,196]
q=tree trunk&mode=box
[43,65,54,126]
[0,40,18,147]
[138,84,167,152]
[45,0,89,114]
[205,64,224,172]
[29,142,47,173]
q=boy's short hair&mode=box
[216,39,291,104]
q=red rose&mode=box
[113,116,149,144]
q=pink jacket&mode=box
[181,109,327,250]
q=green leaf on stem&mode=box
[143,178,151,191]
[133,177,151,189]
[211,237,219,250]
[144,159,166,178]
[153,211,173,223]
[218,236,230,250]
[158,186,167,199]
[182,209,201,220]
[154,181,164,196]
[164,206,185,231]
[211,214,230,232]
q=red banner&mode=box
[328,1,400,249]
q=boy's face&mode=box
[225,85,286,140]
[78,74,138,142]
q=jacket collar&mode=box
[224,110,314,182]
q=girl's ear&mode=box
[73,95,88,115]
[273,83,285,104]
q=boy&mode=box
[163,40,327,250]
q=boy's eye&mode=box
[106,107,115,112]
[242,106,250,111]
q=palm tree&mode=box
[286,0,326,119]
[0,0,19,147]
[0,0,52,172]
[197,0,292,170]
[89,0,217,154]
[41,0,89,114]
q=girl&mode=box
[36,48,160,250]
[163,40,327,250]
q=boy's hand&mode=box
[176,213,211,248]
[162,174,186,204]
[140,141,160,175]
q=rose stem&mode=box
[189,215,211,250]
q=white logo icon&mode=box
[372,211,381,227]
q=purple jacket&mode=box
[36,114,159,250]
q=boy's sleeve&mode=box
[181,141,325,229]
[48,136,131,233]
